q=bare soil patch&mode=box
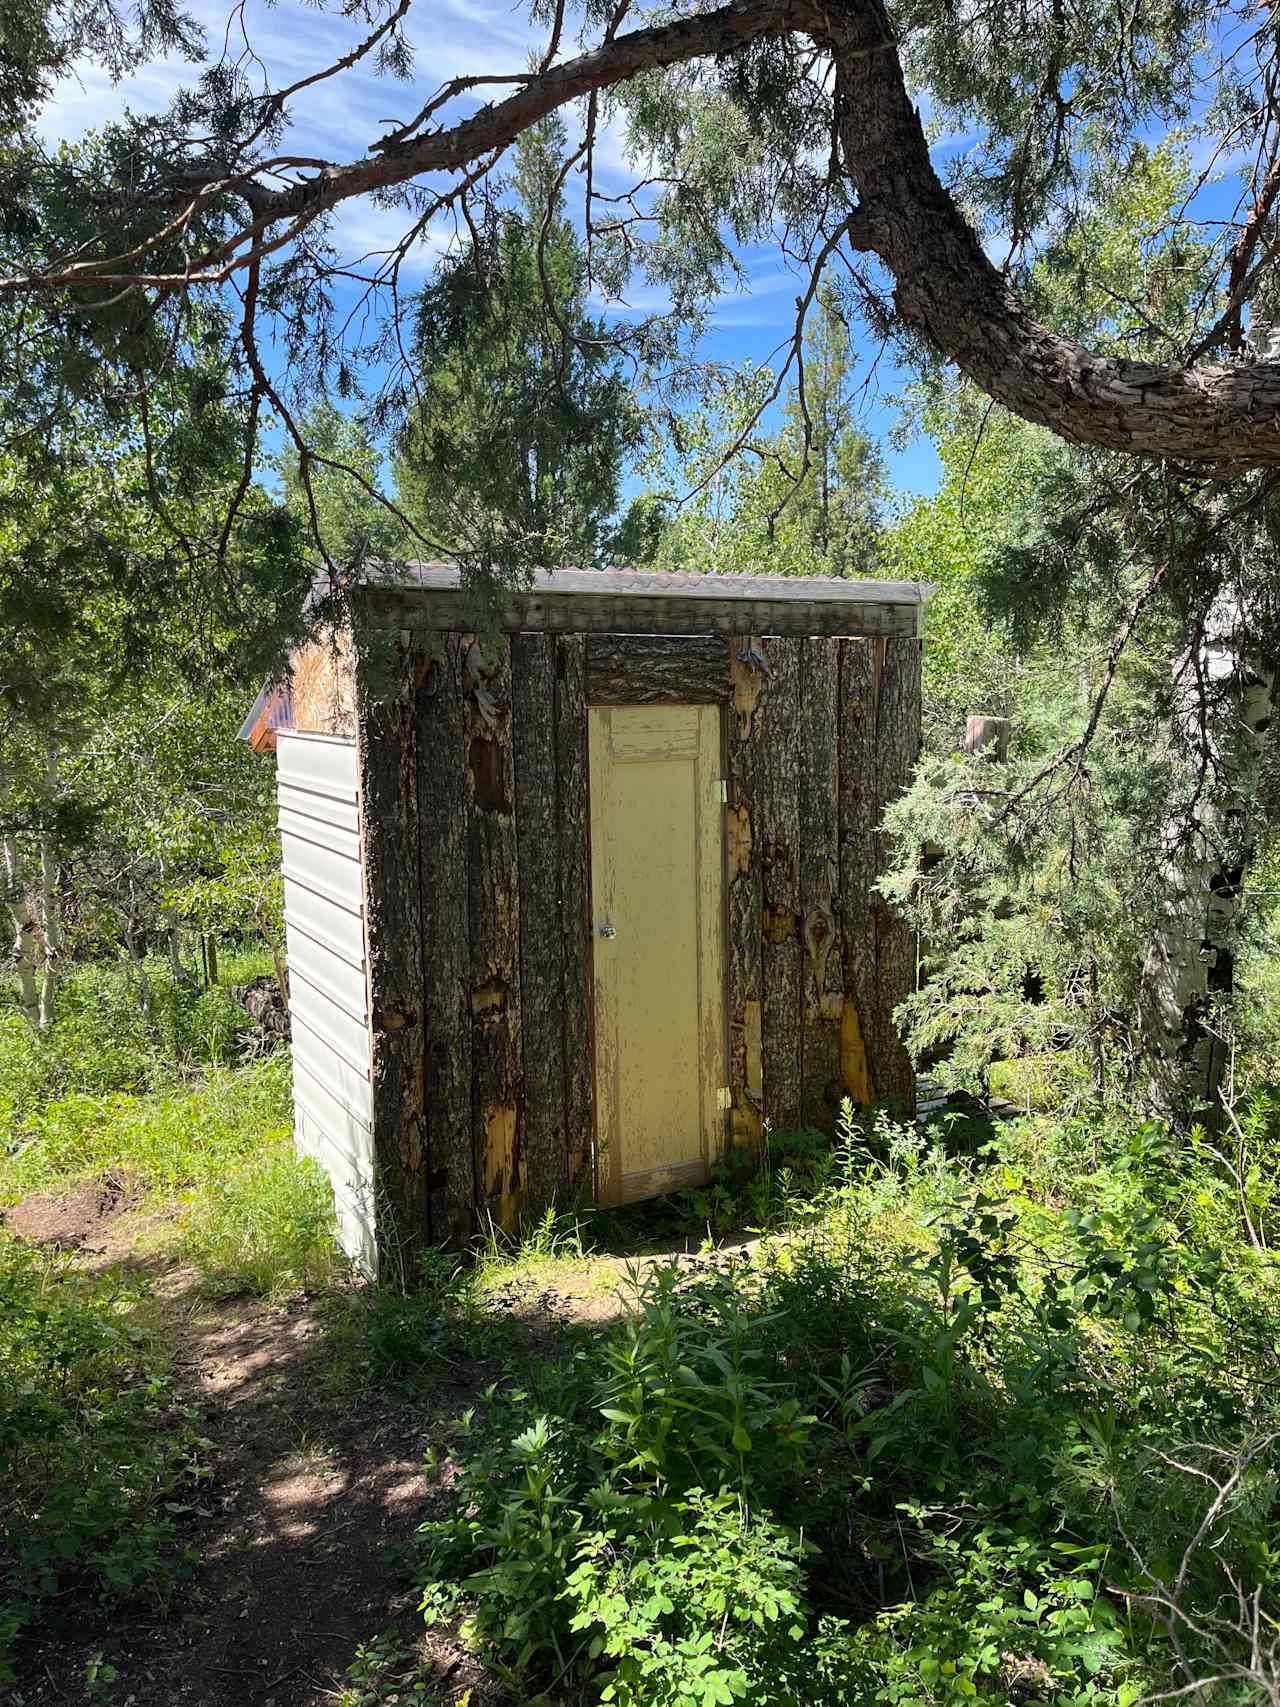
[5,1184,498,1707]
[1,1175,141,1252]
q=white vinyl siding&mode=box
[276,732,375,1274]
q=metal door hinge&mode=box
[719,780,728,805]
[716,1087,732,1111]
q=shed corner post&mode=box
[354,623,430,1279]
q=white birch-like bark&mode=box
[3,833,42,1031]
[1138,603,1276,1116]
[0,750,43,1032]
[36,743,64,1032]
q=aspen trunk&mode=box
[1137,607,1275,1117]
[0,749,43,1032]
[3,835,42,1031]
[36,748,64,1032]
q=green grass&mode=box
[0,948,347,1673]
[0,948,345,1303]
[180,1148,345,1298]
[0,954,271,1140]
[0,1234,206,1681]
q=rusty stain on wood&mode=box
[726,803,753,880]
[841,996,873,1105]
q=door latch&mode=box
[599,923,617,939]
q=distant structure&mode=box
[244,565,932,1270]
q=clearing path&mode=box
[5,1186,498,1707]
[4,1183,734,1706]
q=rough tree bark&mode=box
[16,0,1280,469]
[1137,611,1276,1117]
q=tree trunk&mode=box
[48,0,1280,471]
[1136,605,1275,1117]
[36,763,64,1031]
[3,834,42,1032]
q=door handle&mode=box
[599,924,617,939]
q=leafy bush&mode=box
[0,1235,206,1679]
[416,1098,1280,1705]
[0,956,262,1141]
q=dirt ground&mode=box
[2,1184,745,1706]
[3,1184,501,1707]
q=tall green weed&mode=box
[417,1096,1280,1705]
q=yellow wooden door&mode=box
[588,704,726,1206]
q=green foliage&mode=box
[0,1042,291,1202]
[633,293,888,578]
[415,1097,1280,1705]
[0,957,260,1141]
[179,1149,343,1299]
[566,1491,811,1707]
[395,119,639,582]
[0,1234,206,1678]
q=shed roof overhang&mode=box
[361,564,935,639]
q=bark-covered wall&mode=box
[358,627,922,1255]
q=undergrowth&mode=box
[0,951,275,1140]
[0,1234,208,1682]
[411,1095,1280,1705]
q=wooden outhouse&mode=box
[245,566,931,1271]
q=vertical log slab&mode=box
[873,636,922,1112]
[512,633,569,1211]
[759,637,803,1130]
[417,634,474,1248]
[464,636,525,1236]
[356,634,429,1272]
[555,636,594,1195]
[799,639,843,1129]
[726,638,766,1151]
[838,639,879,1105]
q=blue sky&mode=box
[37,0,950,507]
[41,0,1243,514]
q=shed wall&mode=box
[276,731,376,1273]
[355,628,923,1259]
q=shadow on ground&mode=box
[5,1180,773,1706]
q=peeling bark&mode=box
[465,637,525,1234]
[759,638,804,1129]
[726,637,765,1149]
[799,639,843,1128]
[418,636,474,1246]
[556,636,594,1195]
[839,639,879,1105]
[1137,609,1275,1116]
[358,636,430,1273]
[513,633,569,1212]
